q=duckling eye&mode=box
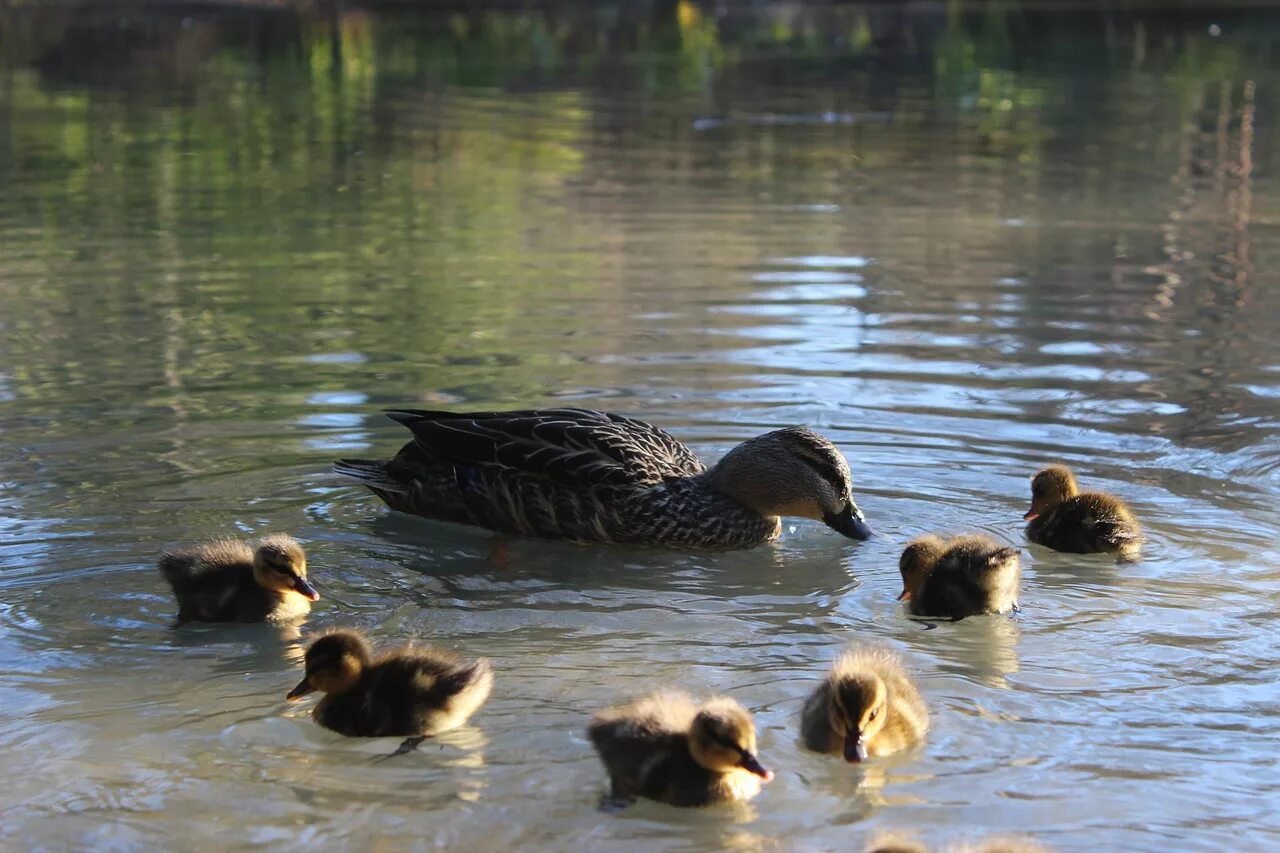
[868,709,878,721]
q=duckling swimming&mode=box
[1024,465,1141,559]
[334,407,872,550]
[158,534,318,625]
[801,645,928,762]
[587,690,773,807]
[287,631,492,743]
[898,534,1021,620]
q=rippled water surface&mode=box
[2,3,1279,850]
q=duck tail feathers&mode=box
[332,459,408,494]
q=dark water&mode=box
[1,3,1278,850]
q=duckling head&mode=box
[688,697,773,781]
[897,535,946,602]
[1024,465,1079,521]
[829,671,887,763]
[286,630,370,700]
[709,427,872,540]
[253,534,319,601]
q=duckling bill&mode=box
[158,534,318,625]
[287,631,492,740]
[801,645,928,762]
[588,690,772,807]
[898,534,1020,620]
[1024,465,1141,559]
[334,407,871,550]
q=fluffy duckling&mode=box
[286,631,492,741]
[158,534,318,625]
[587,690,773,807]
[1024,465,1141,559]
[898,534,1021,620]
[801,645,928,762]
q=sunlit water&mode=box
[1,4,1278,850]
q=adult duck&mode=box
[334,408,872,550]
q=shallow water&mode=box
[1,3,1279,850]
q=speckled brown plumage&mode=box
[335,408,871,550]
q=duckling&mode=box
[587,690,773,807]
[801,645,928,762]
[335,407,872,550]
[1024,465,1141,559]
[286,630,492,743]
[158,534,318,625]
[898,534,1021,620]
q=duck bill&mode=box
[824,503,872,540]
[1022,509,1038,521]
[737,751,774,782]
[286,678,316,701]
[293,578,321,601]
[896,588,912,602]
[843,732,869,763]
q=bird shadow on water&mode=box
[357,513,870,605]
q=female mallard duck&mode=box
[334,408,871,550]
[286,630,492,743]
[587,690,773,807]
[898,534,1020,620]
[801,645,928,762]
[158,534,319,625]
[1024,465,1141,559]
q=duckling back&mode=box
[1026,492,1141,559]
[158,540,304,625]
[911,535,1020,620]
[314,648,492,738]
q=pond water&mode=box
[1,3,1278,850]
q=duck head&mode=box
[709,427,872,540]
[287,630,370,700]
[828,671,888,763]
[253,534,319,601]
[688,697,773,781]
[1024,465,1079,521]
[897,535,946,602]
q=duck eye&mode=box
[869,709,878,721]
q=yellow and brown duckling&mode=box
[335,407,872,550]
[1024,465,1141,559]
[287,631,493,741]
[587,690,773,807]
[158,534,318,625]
[898,534,1021,620]
[801,645,928,762]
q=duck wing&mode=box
[384,408,705,489]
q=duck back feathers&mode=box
[335,408,864,550]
